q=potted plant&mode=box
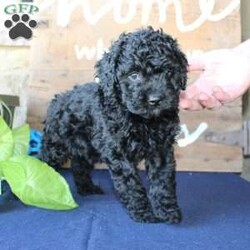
[0,116,78,210]
[0,95,19,128]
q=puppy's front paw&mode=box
[154,206,182,224]
[130,210,159,223]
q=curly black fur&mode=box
[40,27,188,223]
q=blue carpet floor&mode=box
[1,170,250,250]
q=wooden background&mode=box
[0,0,242,172]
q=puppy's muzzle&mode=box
[148,94,162,106]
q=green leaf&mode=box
[0,116,13,160]
[1,156,78,210]
[12,124,30,156]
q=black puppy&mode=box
[40,27,187,223]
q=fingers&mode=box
[179,91,204,110]
[179,97,204,111]
[198,93,222,109]
[179,91,223,111]
[212,86,231,103]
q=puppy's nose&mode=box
[148,94,162,106]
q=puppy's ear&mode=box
[95,33,128,92]
[174,48,188,91]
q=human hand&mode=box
[179,47,250,110]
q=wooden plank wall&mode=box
[0,0,31,127]
[1,0,242,172]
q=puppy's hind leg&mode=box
[71,160,104,195]
[40,139,68,170]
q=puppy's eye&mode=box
[129,72,140,81]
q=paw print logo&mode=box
[4,14,37,40]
